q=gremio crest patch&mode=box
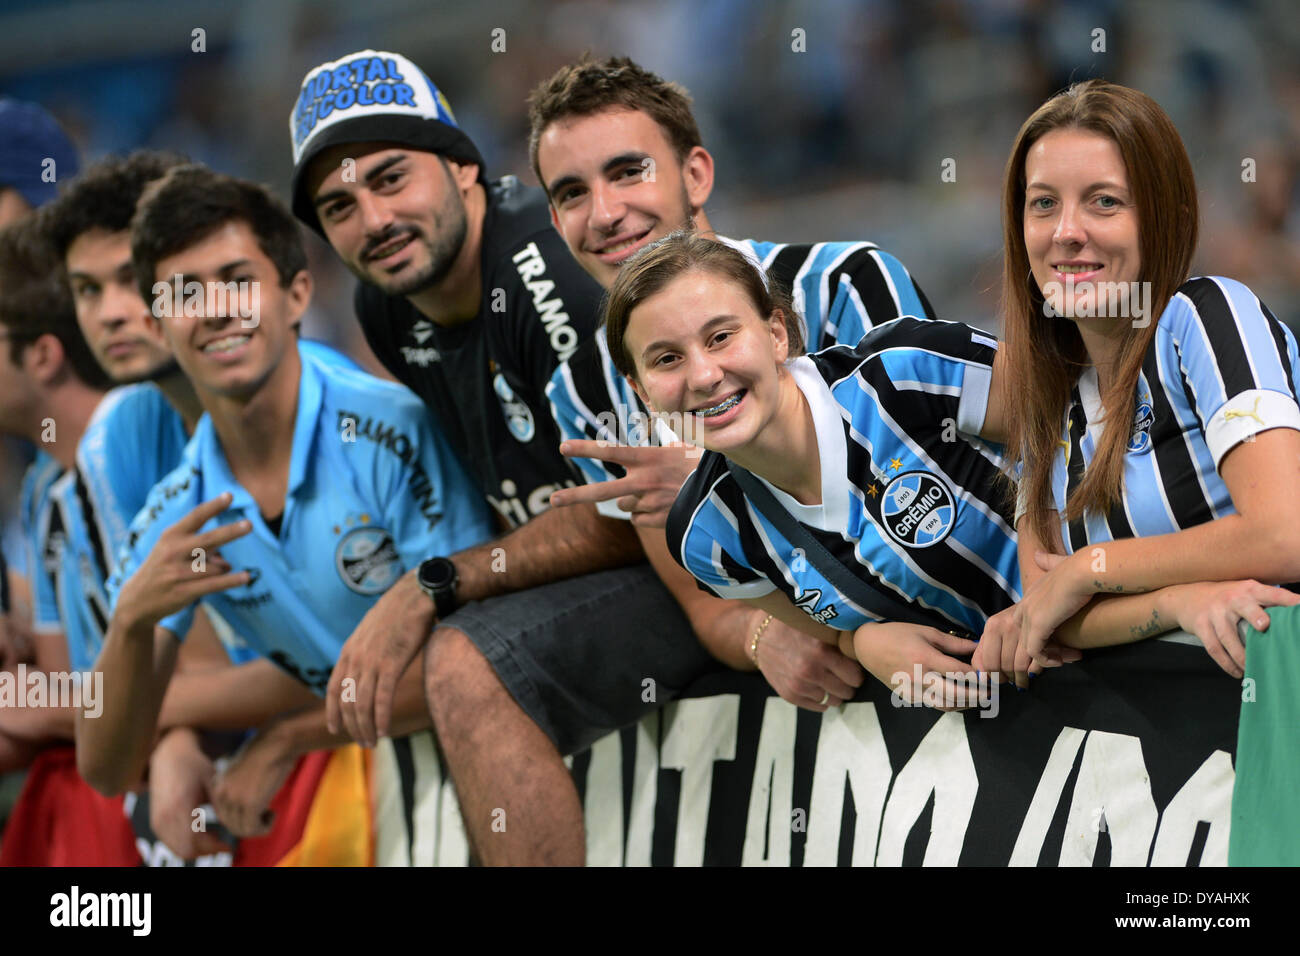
[1128,399,1154,453]
[881,471,956,548]
[335,526,401,594]
[493,372,536,443]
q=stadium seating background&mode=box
[3,0,1299,852]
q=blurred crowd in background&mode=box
[2,0,1299,567]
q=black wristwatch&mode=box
[416,556,459,618]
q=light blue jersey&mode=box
[42,469,113,672]
[80,339,359,569]
[20,449,65,636]
[107,354,495,694]
[547,237,933,518]
[65,339,359,670]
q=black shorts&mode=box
[439,563,720,756]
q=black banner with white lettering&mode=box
[567,636,1239,866]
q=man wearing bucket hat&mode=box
[289,50,719,865]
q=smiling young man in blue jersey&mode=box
[531,57,941,709]
[49,154,291,672]
[44,151,372,861]
[78,167,495,858]
[0,205,252,864]
[47,153,362,675]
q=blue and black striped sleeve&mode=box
[786,243,934,352]
[821,317,1000,438]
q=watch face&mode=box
[420,557,455,591]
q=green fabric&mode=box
[1229,603,1300,866]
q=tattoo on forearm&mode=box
[1094,579,1150,595]
[1129,609,1162,640]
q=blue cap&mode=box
[0,98,79,209]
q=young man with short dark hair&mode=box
[0,214,110,765]
[44,151,364,862]
[0,96,80,666]
[79,167,494,867]
[0,102,80,851]
[0,214,145,865]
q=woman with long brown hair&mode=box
[983,79,1300,679]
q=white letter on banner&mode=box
[1009,726,1086,865]
[659,696,740,866]
[876,712,977,865]
[1060,730,1158,866]
[409,732,441,865]
[741,698,798,865]
[437,772,470,867]
[1149,749,1233,867]
[371,739,407,867]
[804,703,892,866]
[624,711,660,867]
[583,731,624,866]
